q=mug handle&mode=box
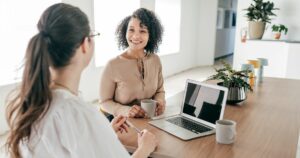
[229,128,236,141]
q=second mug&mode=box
[141,99,157,118]
[216,119,237,144]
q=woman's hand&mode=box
[111,115,129,134]
[137,129,158,155]
[155,100,166,116]
[132,129,158,158]
[128,105,146,118]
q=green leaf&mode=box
[207,61,253,91]
[271,24,288,34]
[244,0,278,23]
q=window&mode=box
[0,0,59,86]
[155,0,181,55]
[94,0,140,67]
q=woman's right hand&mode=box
[110,115,129,134]
[128,105,146,118]
[137,130,158,156]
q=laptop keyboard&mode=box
[166,117,212,134]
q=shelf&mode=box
[247,39,300,43]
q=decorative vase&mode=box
[227,87,247,104]
[248,21,266,39]
[217,82,247,105]
[257,58,269,83]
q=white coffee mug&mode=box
[216,119,236,144]
[141,99,157,118]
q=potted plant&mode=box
[271,24,288,39]
[208,61,252,104]
[244,0,278,39]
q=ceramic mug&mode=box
[141,99,157,118]
[216,119,236,144]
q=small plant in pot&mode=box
[208,61,253,105]
[271,24,288,40]
[244,0,279,39]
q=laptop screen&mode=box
[182,82,226,124]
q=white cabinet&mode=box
[285,44,300,79]
[233,40,300,79]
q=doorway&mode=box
[214,0,238,66]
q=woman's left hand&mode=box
[111,115,129,134]
[155,100,166,116]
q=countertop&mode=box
[247,39,300,43]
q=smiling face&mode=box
[126,18,149,52]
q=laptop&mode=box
[149,79,228,140]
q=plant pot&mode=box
[248,21,266,39]
[217,82,247,105]
[274,32,281,40]
[227,87,247,105]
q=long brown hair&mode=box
[5,3,90,158]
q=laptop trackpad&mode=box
[150,120,198,139]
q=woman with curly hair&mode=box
[100,8,166,118]
[5,3,157,158]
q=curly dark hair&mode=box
[116,8,163,54]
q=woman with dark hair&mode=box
[5,3,157,158]
[100,8,165,118]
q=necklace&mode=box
[52,81,78,96]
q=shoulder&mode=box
[104,55,132,70]
[50,90,91,113]
[30,90,112,146]
[147,53,162,65]
[101,56,120,76]
[148,53,159,59]
[41,90,108,134]
[104,56,119,68]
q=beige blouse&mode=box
[99,53,165,116]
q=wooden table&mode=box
[119,78,300,158]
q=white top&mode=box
[20,89,130,158]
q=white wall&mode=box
[0,84,18,133]
[215,28,236,58]
[263,0,300,41]
[197,0,218,65]
[0,0,217,133]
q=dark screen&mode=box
[183,82,225,124]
